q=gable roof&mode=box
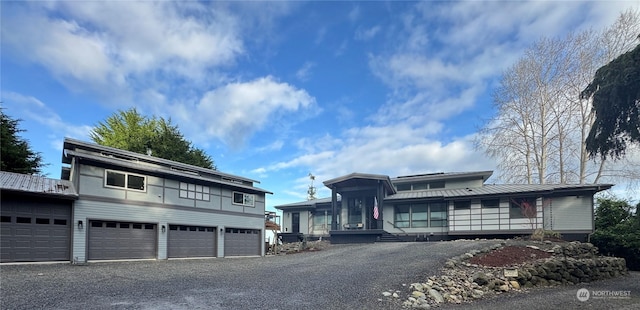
[0,171,78,200]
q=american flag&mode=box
[373,197,379,220]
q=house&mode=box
[0,138,271,263]
[275,171,612,243]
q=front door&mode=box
[292,212,300,233]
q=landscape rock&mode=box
[428,289,444,303]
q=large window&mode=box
[395,182,447,192]
[412,204,428,227]
[510,197,537,219]
[233,192,255,207]
[105,170,146,191]
[180,182,210,201]
[394,205,411,228]
[313,210,332,231]
[394,203,448,228]
[429,203,447,227]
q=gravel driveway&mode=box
[1,241,638,310]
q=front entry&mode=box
[292,212,300,233]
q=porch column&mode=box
[331,186,338,230]
[377,181,383,229]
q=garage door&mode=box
[224,228,261,256]
[168,225,216,258]
[0,199,71,263]
[88,221,156,260]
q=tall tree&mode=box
[0,109,45,174]
[580,44,640,159]
[90,108,215,169]
[476,10,640,185]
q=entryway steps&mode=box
[378,231,404,242]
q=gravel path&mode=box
[1,241,638,309]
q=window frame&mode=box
[232,191,255,207]
[481,199,500,209]
[453,200,471,210]
[510,197,537,219]
[179,182,211,201]
[104,170,147,192]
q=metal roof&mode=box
[0,171,78,199]
[275,197,336,209]
[64,149,272,195]
[323,172,397,195]
[392,171,494,183]
[62,138,261,184]
[385,183,613,201]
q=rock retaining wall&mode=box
[398,241,628,309]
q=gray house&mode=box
[1,138,271,263]
[275,172,612,243]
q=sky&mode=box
[2,1,639,211]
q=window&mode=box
[395,203,448,228]
[1,216,11,223]
[394,205,411,228]
[430,203,447,227]
[412,204,428,227]
[510,197,537,219]
[482,199,500,208]
[180,182,210,201]
[454,201,471,210]
[36,218,50,224]
[396,183,411,191]
[413,183,428,190]
[54,219,67,225]
[233,192,255,207]
[429,181,445,189]
[17,217,31,224]
[105,170,146,191]
[313,211,331,231]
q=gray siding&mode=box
[72,199,264,261]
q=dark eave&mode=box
[323,172,397,195]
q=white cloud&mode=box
[2,92,93,149]
[295,62,316,81]
[2,2,243,99]
[355,25,381,41]
[180,76,315,147]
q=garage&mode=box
[224,228,261,256]
[0,198,72,263]
[88,221,157,260]
[168,225,216,258]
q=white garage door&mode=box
[224,228,261,256]
[88,221,156,260]
[168,225,216,258]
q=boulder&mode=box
[428,289,444,303]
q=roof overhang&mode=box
[323,172,397,195]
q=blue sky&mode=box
[2,1,639,210]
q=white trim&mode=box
[104,169,147,192]
[232,192,255,207]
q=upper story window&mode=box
[233,192,255,207]
[105,170,146,191]
[396,181,446,191]
[179,182,210,201]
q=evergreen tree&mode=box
[90,108,215,169]
[0,109,45,174]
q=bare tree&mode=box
[477,9,640,187]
